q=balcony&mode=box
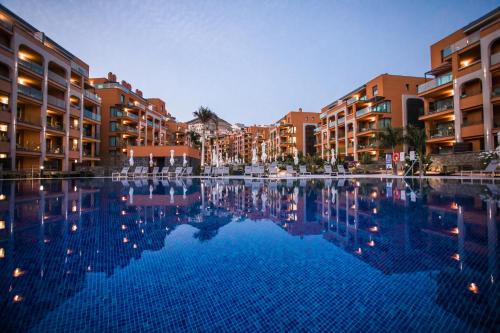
[84,90,101,103]
[48,71,67,86]
[441,31,480,59]
[347,96,358,106]
[337,117,345,125]
[430,98,454,114]
[18,58,44,76]
[429,127,455,139]
[82,131,97,139]
[16,142,41,153]
[491,52,500,67]
[492,86,500,99]
[418,73,453,94]
[16,113,40,127]
[461,122,483,137]
[48,95,66,109]
[83,109,101,122]
[70,61,89,78]
[460,93,483,110]
[18,83,42,101]
[46,145,64,155]
[46,121,64,132]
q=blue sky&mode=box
[3,0,498,124]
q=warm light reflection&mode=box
[0,220,5,230]
[13,268,25,278]
[450,227,459,235]
[71,224,78,232]
[451,253,460,261]
[369,226,379,232]
[372,208,377,214]
[0,248,4,258]
[371,191,377,199]
[468,283,479,294]
[355,248,362,255]
[0,194,6,200]
[367,240,375,247]
[121,225,127,230]
[450,202,458,210]
[12,295,23,303]
[123,237,129,243]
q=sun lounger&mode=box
[337,165,352,176]
[324,165,336,176]
[160,167,170,178]
[131,166,144,179]
[201,166,212,176]
[184,167,193,176]
[112,166,129,178]
[269,165,278,177]
[461,160,499,177]
[149,166,159,178]
[286,165,297,176]
[244,166,252,176]
[299,165,311,176]
[174,167,183,178]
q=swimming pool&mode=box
[0,178,498,332]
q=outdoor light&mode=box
[71,224,77,232]
[0,220,5,230]
[40,165,44,170]
[39,185,44,191]
[450,227,460,235]
[0,194,5,201]
[0,248,4,259]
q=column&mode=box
[40,61,48,168]
[481,38,494,151]
[453,78,462,143]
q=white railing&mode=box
[346,96,358,106]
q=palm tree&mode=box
[193,106,214,166]
[187,130,201,148]
[378,126,404,173]
[404,125,427,176]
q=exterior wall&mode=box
[419,9,500,155]
[0,4,100,172]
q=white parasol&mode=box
[261,142,267,163]
[170,150,175,166]
[129,149,134,167]
[183,153,187,167]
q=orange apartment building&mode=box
[92,73,187,166]
[0,4,101,172]
[268,109,319,159]
[204,125,270,164]
[418,8,500,154]
[316,74,426,162]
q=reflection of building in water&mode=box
[0,178,498,331]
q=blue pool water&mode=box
[0,177,498,332]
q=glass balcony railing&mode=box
[430,127,455,138]
[48,95,66,109]
[16,142,41,152]
[46,121,64,131]
[70,103,81,110]
[46,145,64,154]
[440,31,480,59]
[124,111,139,120]
[18,58,44,75]
[492,86,500,98]
[429,97,454,114]
[418,73,453,94]
[48,71,67,86]
[18,83,42,100]
[337,117,345,125]
[84,90,101,103]
[491,52,500,67]
[84,109,101,122]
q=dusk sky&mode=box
[4,0,499,124]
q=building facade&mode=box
[268,108,319,159]
[0,5,101,172]
[92,73,187,167]
[418,8,500,154]
[316,74,426,162]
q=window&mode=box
[372,85,378,96]
[109,137,118,146]
[378,118,391,129]
[120,94,125,104]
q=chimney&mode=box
[299,107,303,112]
[107,72,113,81]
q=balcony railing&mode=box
[18,83,42,101]
[84,90,101,103]
[71,61,89,78]
[48,71,67,86]
[46,122,64,131]
[46,145,64,154]
[18,58,44,75]
[491,52,500,67]
[358,126,376,133]
[16,114,41,126]
[328,120,336,128]
[0,102,9,113]
[337,117,345,125]
[492,86,500,98]
[84,109,101,122]
[441,31,480,59]
[418,73,453,94]
[429,97,454,114]
[16,143,41,152]
[430,127,455,138]
[0,19,13,32]
[347,96,358,106]
[70,103,81,110]
[48,95,66,109]
[124,111,139,120]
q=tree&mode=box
[404,125,427,176]
[187,130,201,148]
[193,106,214,166]
[378,126,404,173]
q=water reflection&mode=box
[0,178,498,331]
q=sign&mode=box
[409,151,416,161]
[385,154,392,169]
[386,181,392,197]
[410,192,416,202]
[400,152,405,161]
[392,153,400,163]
